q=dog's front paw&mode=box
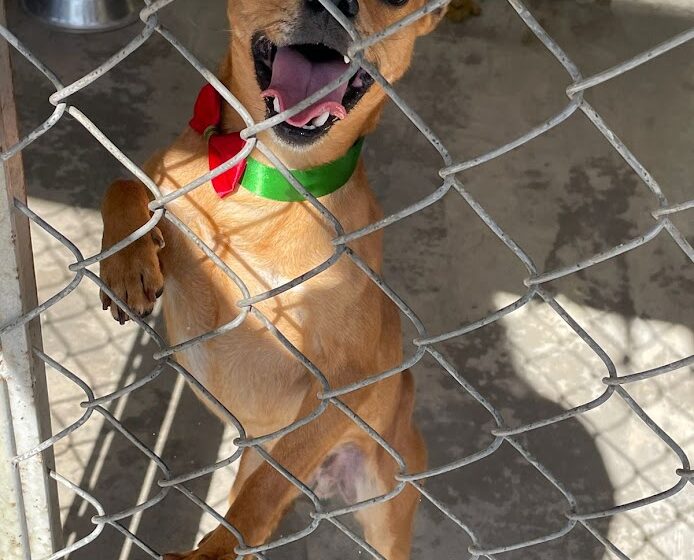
[163,547,236,560]
[163,554,235,560]
[164,526,238,560]
[99,226,165,324]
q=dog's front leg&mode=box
[164,399,354,560]
[100,179,165,323]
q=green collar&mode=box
[240,138,364,202]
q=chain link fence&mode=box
[1,0,693,558]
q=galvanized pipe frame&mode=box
[0,0,692,559]
[0,2,62,557]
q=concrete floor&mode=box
[6,0,694,558]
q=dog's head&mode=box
[226,0,445,152]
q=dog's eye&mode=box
[382,0,409,6]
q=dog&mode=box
[99,1,445,558]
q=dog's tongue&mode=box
[262,47,350,127]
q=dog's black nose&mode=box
[306,0,359,19]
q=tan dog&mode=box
[100,1,444,558]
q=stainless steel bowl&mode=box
[22,0,142,32]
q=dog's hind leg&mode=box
[353,373,427,560]
[194,449,266,551]
[165,371,425,560]
[229,447,264,504]
[352,429,426,560]
[164,390,360,560]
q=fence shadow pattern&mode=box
[2,0,693,558]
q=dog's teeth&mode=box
[302,124,316,130]
[343,55,350,64]
[312,112,330,127]
[273,97,281,113]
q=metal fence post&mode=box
[0,1,62,557]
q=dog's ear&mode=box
[415,5,448,36]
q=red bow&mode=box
[189,84,247,198]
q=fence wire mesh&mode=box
[1,0,693,559]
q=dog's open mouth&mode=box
[252,35,374,145]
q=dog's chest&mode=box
[161,243,351,431]
[164,279,312,432]
[246,259,306,301]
